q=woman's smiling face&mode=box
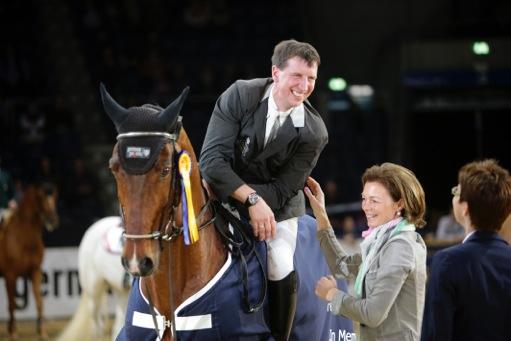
[361,181,401,228]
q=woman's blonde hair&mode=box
[362,163,426,228]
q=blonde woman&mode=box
[305,163,427,340]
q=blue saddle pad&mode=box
[116,214,354,340]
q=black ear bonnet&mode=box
[100,84,189,174]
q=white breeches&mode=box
[266,217,298,281]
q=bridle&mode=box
[116,126,217,340]
[117,127,216,243]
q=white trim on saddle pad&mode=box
[134,252,233,333]
[132,311,166,339]
[175,314,212,331]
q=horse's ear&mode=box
[158,86,190,131]
[100,83,129,131]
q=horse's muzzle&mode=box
[122,255,156,277]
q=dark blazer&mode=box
[421,230,511,341]
[200,78,328,221]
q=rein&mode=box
[121,200,216,242]
[212,202,267,313]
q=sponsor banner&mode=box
[0,247,116,320]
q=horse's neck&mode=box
[151,146,226,323]
[14,191,42,228]
[176,153,226,300]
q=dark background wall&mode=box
[1,0,510,244]
[301,0,511,218]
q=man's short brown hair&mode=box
[271,39,321,70]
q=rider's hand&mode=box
[249,198,276,241]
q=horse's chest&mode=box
[118,248,271,340]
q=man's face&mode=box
[271,56,318,111]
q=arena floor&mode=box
[0,317,114,340]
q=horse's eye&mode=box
[161,167,171,177]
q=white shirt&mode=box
[263,85,305,147]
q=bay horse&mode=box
[100,84,353,340]
[102,84,227,340]
[57,216,130,341]
[0,182,59,340]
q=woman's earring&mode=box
[396,211,401,217]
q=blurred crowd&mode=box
[0,0,303,245]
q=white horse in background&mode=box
[57,216,130,341]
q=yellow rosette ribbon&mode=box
[178,151,199,244]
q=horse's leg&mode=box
[30,269,48,340]
[4,274,18,339]
[90,283,107,340]
[110,289,127,340]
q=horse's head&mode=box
[41,182,59,230]
[101,84,190,276]
[33,182,59,231]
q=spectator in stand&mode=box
[20,103,45,145]
[19,103,46,166]
[337,215,361,295]
[324,179,341,206]
[62,157,103,226]
[435,209,464,243]
[338,215,361,250]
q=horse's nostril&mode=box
[139,257,154,275]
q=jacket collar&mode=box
[254,98,269,151]
[264,84,305,128]
[465,230,508,245]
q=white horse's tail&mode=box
[56,292,96,341]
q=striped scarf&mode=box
[354,218,415,298]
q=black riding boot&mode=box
[268,271,298,341]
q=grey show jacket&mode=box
[317,228,427,341]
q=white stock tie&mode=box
[266,112,286,147]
